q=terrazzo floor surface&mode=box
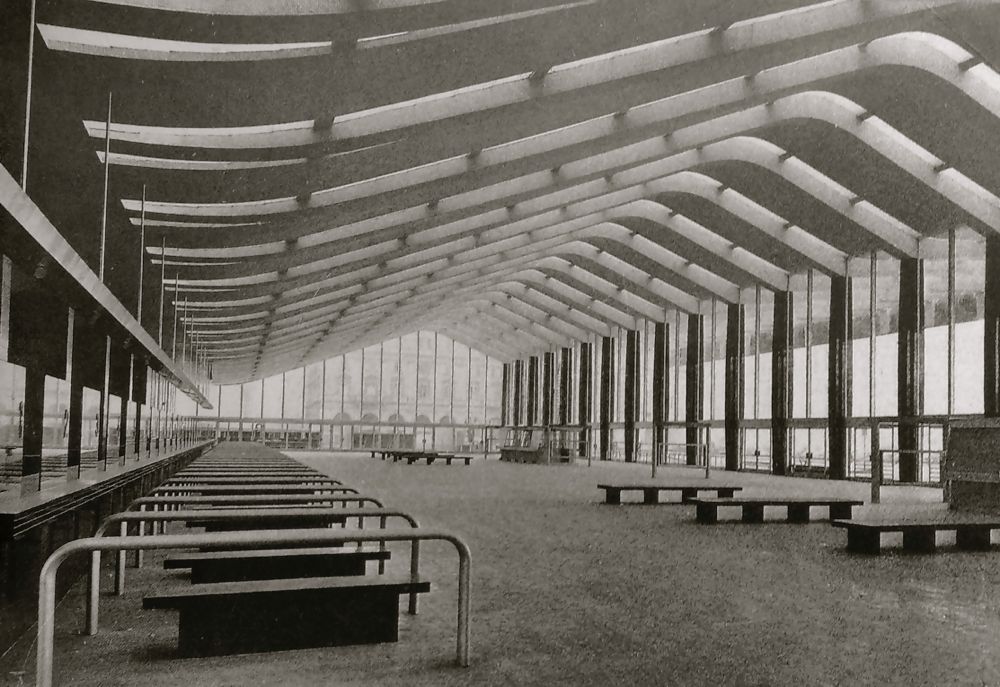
[4,444,999,686]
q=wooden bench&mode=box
[690,496,864,524]
[831,513,1000,554]
[163,546,391,583]
[404,453,472,466]
[184,513,347,532]
[143,574,431,656]
[598,483,743,505]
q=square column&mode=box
[685,314,704,466]
[542,352,554,425]
[651,321,669,464]
[21,365,45,495]
[578,343,592,456]
[724,304,745,471]
[559,347,572,425]
[599,336,615,460]
[771,291,793,476]
[898,258,923,483]
[513,360,523,426]
[829,275,852,479]
[501,363,510,426]
[985,237,1000,416]
[624,330,640,463]
[527,356,539,425]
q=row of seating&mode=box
[372,449,473,465]
[598,479,1000,554]
[121,446,433,658]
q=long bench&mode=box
[598,483,742,505]
[163,546,391,583]
[832,513,1000,554]
[691,496,864,524]
[143,574,431,656]
[405,453,472,466]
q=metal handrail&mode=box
[37,527,471,687]
[128,494,385,510]
[88,507,419,634]
[151,484,359,495]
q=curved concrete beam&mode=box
[40,5,593,61]
[88,1,943,147]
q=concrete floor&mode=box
[4,447,999,686]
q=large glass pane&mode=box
[850,256,873,417]
[284,367,304,420]
[874,253,900,417]
[304,362,324,419]
[922,237,949,415]
[790,272,808,418]
[954,226,984,414]
[219,384,240,417]
[381,338,401,423]
[756,289,774,420]
[0,361,25,489]
[810,271,830,419]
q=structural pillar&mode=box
[985,237,1000,416]
[67,311,83,480]
[527,356,539,425]
[771,291,793,476]
[898,257,924,483]
[21,365,45,495]
[500,363,510,426]
[624,329,639,462]
[578,343,592,456]
[651,321,669,465]
[599,336,614,460]
[724,304,745,472]
[829,275,852,479]
[513,360,523,426]
[542,352,553,426]
[559,347,572,425]
[118,394,128,463]
[685,314,704,465]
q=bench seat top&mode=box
[831,513,1000,530]
[692,496,863,506]
[153,485,356,493]
[598,483,744,491]
[163,546,391,568]
[143,574,431,607]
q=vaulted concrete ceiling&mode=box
[14,0,1000,382]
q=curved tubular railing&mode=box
[150,485,359,495]
[128,494,385,509]
[87,508,419,634]
[38,527,470,687]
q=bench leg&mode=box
[787,504,811,523]
[956,527,992,551]
[717,488,736,498]
[695,503,718,524]
[642,488,660,505]
[742,504,765,523]
[680,488,698,502]
[902,529,936,553]
[846,528,881,555]
[829,504,855,520]
[604,489,621,505]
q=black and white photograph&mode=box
[2,0,1000,684]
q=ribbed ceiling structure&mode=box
[18,0,1000,383]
